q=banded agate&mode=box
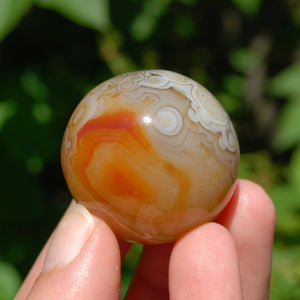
[61,70,239,244]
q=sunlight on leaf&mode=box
[36,0,110,32]
[0,0,33,41]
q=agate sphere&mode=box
[61,70,239,244]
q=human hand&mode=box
[15,179,275,300]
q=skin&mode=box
[15,179,275,300]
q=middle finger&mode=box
[124,243,173,300]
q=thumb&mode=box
[16,202,121,300]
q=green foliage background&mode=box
[0,0,299,299]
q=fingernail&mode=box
[43,202,95,272]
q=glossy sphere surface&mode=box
[61,70,239,244]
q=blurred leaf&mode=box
[269,184,300,235]
[288,145,300,196]
[177,0,197,5]
[130,0,171,41]
[288,1,300,27]
[0,155,44,221]
[141,47,160,69]
[220,73,245,115]
[269,184,300,214]
[20,70,49,102]
[216,92,243,115]
[0,99,17,131]
[175,15,196,38]
[32,103,53,124]
[223,73,244,98]
[268,64,300,99]
[35,0,110,32]
[271,246,300,300]
[2,99,57,167]
[272,100,300,151]
[229,47,260,74]
[230,0,262,16]
[99,29,136,74]
[0,0,33,42]
[26,155,44,174]
[0,1,299,298]
[0,261,22,300]
[238,151,279,188]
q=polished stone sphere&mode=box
[61,70,239,244]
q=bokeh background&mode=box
[0,0,300,299]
